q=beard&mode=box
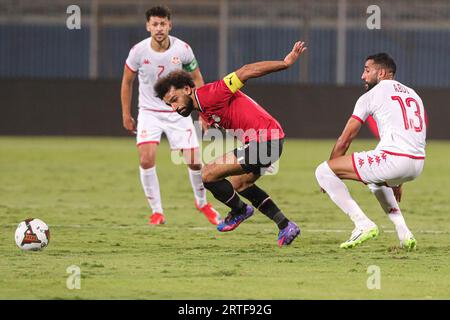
[177,97,194,117]
[364,79,379,91]
[364,79,378,91]
[154,33,167,42]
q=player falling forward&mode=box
[315,53,426,250]
[154,41,307,247]
[121,6,220,225]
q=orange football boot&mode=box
[149,212,165,225]
[195,202,221,225]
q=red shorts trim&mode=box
[351,115,364,124]
[351,153,365,183]
[137,141,160,147]
[125,63,137,73]
[380,150,425,160]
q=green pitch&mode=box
[1,136,449,299]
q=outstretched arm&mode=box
[234,41,307,83]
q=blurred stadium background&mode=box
[1,0,450,85]
[0,0,449,138]
[0,0,450,138]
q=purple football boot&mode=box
[217,205,254,232]
[277,221,301,247]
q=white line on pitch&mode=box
[3,224,450,234]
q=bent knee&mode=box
[231,179,253,192]
[140,156,155,169]
[315,161,330,182]
[201,165,215,184]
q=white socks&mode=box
[139,166,163,214]
[188,168,207,208]
[314,160,412,241]
[315,161,375,230]
[139,167,208,214]
[368,184,412,240]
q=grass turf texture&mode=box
[1,136,449,299]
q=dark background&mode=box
[1,79,448,139]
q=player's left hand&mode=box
[393,184,403,202]
[284,41,307,67]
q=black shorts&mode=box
[233,139,284,175]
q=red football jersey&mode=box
[194,73,285,143]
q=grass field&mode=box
[1,136,449,299]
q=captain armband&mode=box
[182,59,199,72]
[223,72,244,93]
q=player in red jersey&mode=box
[154,41,307,247]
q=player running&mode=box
[154,41,307,247]
[315,53,426,250]
[121,6,220,225]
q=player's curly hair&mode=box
[366,53,396,75]
[146,5,171,21]
[154,70,195,100]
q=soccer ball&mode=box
[15,218,50,251]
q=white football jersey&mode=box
[125,36,198,111]
[352,80,427,158]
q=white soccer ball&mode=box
[15,218,50,251]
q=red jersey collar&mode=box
[193,89,203,113]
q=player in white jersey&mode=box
[315,53,427,250]
[121,6,220,226]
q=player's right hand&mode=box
[284,41,307,67]
[123,115,137,134]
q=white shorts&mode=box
[352,149,425,187]
[136,110,200,150]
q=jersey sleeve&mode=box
[351,93,371,124]
[197,74,244,108]
[125,46,139,73]
[181,43,199,72]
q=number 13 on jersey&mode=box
[391,96,424,132]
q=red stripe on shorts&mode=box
[137,141,160,147]
[351,153,365,183]
[380,150,425,160]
